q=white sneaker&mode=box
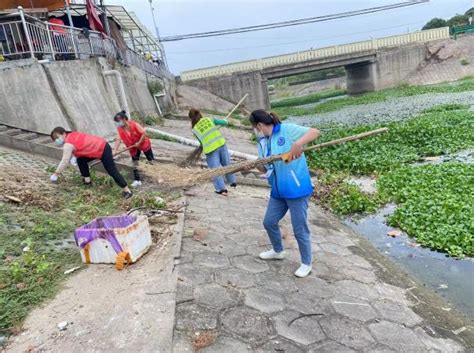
[294,264,312,278]
[259,249,286,260]
[131,180,142,188]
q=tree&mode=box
[422,18,447,30]
[464,7,474,16]
[447,14,469,27]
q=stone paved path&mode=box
[172,185,470,352]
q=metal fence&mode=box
[0,7,171,79]
[180,27,451,81]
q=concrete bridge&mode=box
[179,27,450,110]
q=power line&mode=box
[161,0,429,42]
[167,21,427,55]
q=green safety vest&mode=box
[192,117,226,154]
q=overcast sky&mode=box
[109,0,473,74]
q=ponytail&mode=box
[268,112,281,125]
[249,109,281,126]
[188,108,202,128]
[114,110,128,121]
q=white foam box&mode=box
[75,215,152,264]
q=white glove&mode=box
[50,174,58,183]
[69,156,77,166]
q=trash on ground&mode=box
[387,229,402,237]
[64,267,81,275]
[57,321,68,331]
[74,215,152,270]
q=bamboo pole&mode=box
[224,93,248,120]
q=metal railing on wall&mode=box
[180,27,450,81]
[0,7,172,79]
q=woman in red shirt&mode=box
[49,127,133,199]
[113,111,155,188]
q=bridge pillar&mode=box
[345,61,376,95]
[184,71,270,112]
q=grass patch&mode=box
[270,89,346,108]
[131,112,162,126]
[377,163,473,257]
[275,79,474,117]
[147,131,178,143]
[0,172,167,335]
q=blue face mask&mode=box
[115,121,124,128]
[54,137,64,146]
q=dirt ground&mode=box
[5,200,185,353]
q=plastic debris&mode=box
[64,267,81,275]
[57,321,68,331]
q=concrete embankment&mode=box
[0,58,176,137]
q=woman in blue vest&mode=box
[250,110,320,278]
[189,109,236,195]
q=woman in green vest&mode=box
[189,108,236,195]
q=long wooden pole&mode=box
[224,93,248,120]
[195,128,389,180]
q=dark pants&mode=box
[77,144,127,188]
[132,148,154,181]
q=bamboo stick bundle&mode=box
[142,128,388,189]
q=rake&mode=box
[143,127,388,189]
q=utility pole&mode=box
[148,0,168,70]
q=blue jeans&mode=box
[263,196,312,265]
[205,144,236,192]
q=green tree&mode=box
[447,14,469,27]
[422,18,447,30]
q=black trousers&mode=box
[76,144,127,188]
[132,148,154,181]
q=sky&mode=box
[109,0,473,74]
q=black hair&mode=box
[114,110,129,122]
[249,109,281,126]
[188,108,202,128]
[50,126,70,140]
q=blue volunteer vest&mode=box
[257,124,313,199]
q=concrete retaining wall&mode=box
[0,58,176,138]
[375,44,428,90]
[185,71,269,111]
[0,59,71,134]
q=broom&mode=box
[143,127,388,188]
[178,94,249,167]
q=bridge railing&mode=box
[180,27,450,81]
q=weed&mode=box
[147,131,178,143]
[130,112,162,126]
[378,163,473,257]
[274,79,474,117]
[421,103,469,114]
[461,58,470,66]
[308,110,474,174]
[148,80,164,95]
[270,89,346,108]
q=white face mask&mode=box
[115,121,124,128]
[253,128,265,139]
